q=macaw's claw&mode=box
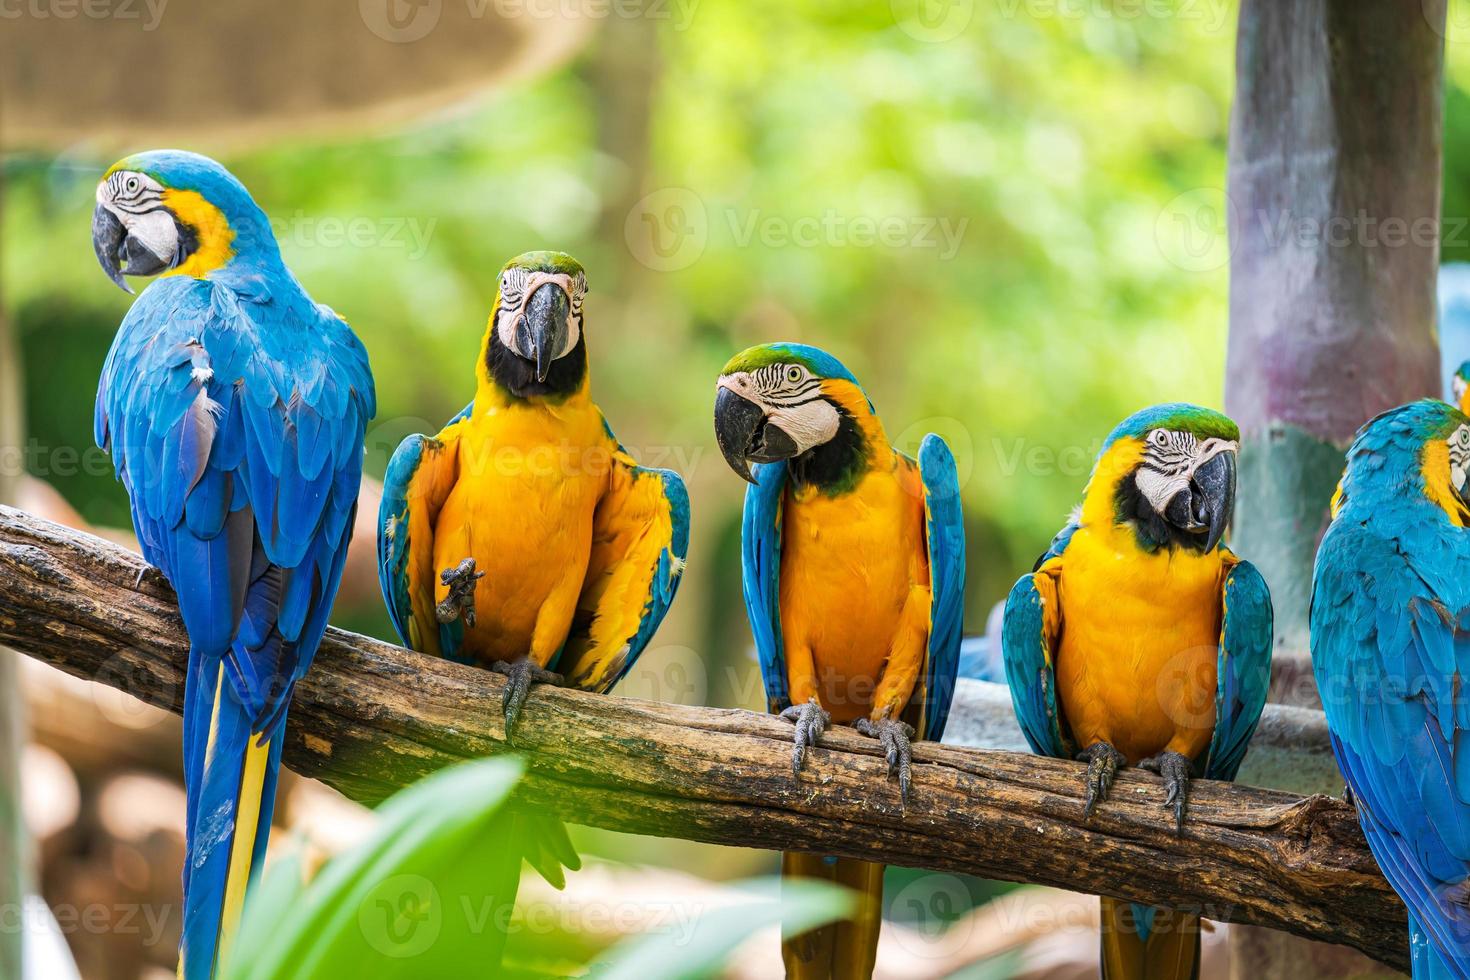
[436,557,485,628]
[491,656,563,742]
[1078,741,1126,819]
[855,713,916,803]
[779,698,830,775]
[1140,750,1192,835]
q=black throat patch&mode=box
[485,326,588,402]
[787,405,869,495]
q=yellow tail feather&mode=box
[1099,897,1201,980]
[781,853,883,980]
[217,733,270,971]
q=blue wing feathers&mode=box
[917,434,965,742]
[742,461,790,713]
[1204,558,1272,782]
[1001,572,1071,759]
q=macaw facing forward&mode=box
[713,343,965,980]
[376,250,689,882]
[1001,403,1271,980]
[1312,399,1470,979]
[91,151,375,979]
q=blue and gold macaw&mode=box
[1312,399,1470,979]
[713,343,965,980]
[1002,404,1271,980]
[1451,361,1470,416]
[376,250,689,881]
[91,150,375,979]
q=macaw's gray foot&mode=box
[1139,750,1192,835]
[436,557,485,627]
[1078,741,1127,819]
[855,712,916,803]
[491,656,563,741]
[779,697,830,775]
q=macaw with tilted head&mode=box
[1001,403,1271,980]
[91,150,375,979]
[713,343,965,980]
[1312,398,1470,980]
[376,250,689,885]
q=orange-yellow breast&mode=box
[1052,525,1226,764]
[432,393,611,665]
[779,454,928,723]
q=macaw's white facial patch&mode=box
[495,267,588,361]
[1449,423,1470,491]
[1455,376,1469,406]
[97,170,178,265]
[719,366,841,454]
[1134,429,1238,515]
[769,398,841,454]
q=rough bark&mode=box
[0,506,1410,971]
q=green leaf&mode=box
[589,876,855,980]
[224,756,530,980]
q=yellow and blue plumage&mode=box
[91,150,375,979]
[1312,399,1470,979]
[376,250,689,885]
[714,342,965,980]
[1001,403,1271,980]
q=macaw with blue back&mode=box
[712,343,965,980]
[1000,403,1272,980]
[90,150,375,979]
[376,250,689,887]
[1311,398,1470,980]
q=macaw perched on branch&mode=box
[713,343,965,980]
[1312,399,1470,980]
[1001,403,1271,980]
[91,150,375,979]
[376,250,689,883]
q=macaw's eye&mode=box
[1150,429,1170,447]
[786,366,803,384]
[125,176,140,194]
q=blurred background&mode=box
[2,0,1459,977]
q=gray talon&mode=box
[436,557,485,627]
[855,711,916,802]
[491,656,563,741]
[1140,750,1192,835]
[779,697,830,775]
[1078,742,1127,818]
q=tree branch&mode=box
[0,506,1407,971]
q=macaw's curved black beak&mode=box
[92,204,169,294]
[1164,449,1237,553]
[517,282,570,382]
[714,385,799,485]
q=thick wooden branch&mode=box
[0,507,1407,971]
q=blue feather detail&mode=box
[1204,557,1272,781]
[95,162,374,980]
[917,435,965,742]
[741,461,791,713]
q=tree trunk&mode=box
[1225,2,1446,974]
